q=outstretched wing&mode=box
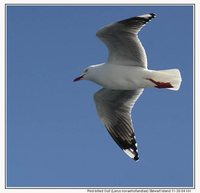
[96,13,156,68]
[94,88,143,161]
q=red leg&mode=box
[147,78,173,89]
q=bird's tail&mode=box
[148,69,182,91]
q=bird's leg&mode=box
[147,78,173,89]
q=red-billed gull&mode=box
[73,13,182,161]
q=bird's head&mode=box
[73,67,92,82]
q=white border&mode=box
[1,1,199,193]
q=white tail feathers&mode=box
[151,69,182,91]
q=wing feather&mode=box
[94,88,143,160]
[96,13,156,68]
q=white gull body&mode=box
[74,13,182,161]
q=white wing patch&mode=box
[123,149,138,160]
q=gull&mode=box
[73,13,182,161]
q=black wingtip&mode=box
[150,13,156,18]
[133,155,139,161]
[135,13,156,23]
[137,13,156,20]
[117,13,156,27]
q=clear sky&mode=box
[7,5,193,187]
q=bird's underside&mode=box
[74,13,181,161]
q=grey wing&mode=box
[96,13,156,68]
[94,88,143,161]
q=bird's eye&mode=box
[84,69,89,73]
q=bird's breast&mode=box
[91,65,151,90]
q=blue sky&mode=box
[7,5,193,187]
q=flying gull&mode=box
[73,13,182,161]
